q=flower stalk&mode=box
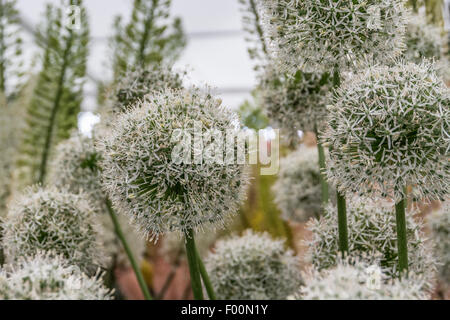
[395,196,409,274]
[185,228,204,300]
[196,246,216,300]
[105,198,152,300]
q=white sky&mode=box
[17,0,256,111]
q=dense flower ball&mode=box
[2,186,105,273]
[306,198,436,289]
[49,135,145,268]
[205,230,301,299]
[404,13,444,64]
[297,260,430,300]
[259,0,408,73]
[109,65,185,114]
[97,88,249,240]
[403,13,449,81]
[260,66,333,135]
[427,202,450,287]
[323,61,449,202]
[0,252,113,300]
[273,146,323,222]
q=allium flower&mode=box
[273,146,324,222]
[108,65,185,114]
[306,198,437,290]
[49,135,145,268]
[403,13,450,81]
[97,87,249,240]
[2,186,105,273]
[427,202,450,286]
[160,231,217,264]
[323,61,449,202]
[404,13,444,64]
[258,0,408,73]
[260,65,333,135]
[296,260,430,300]
[205,230,301,300]
[0,251,113,300]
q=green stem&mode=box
[336,191,349,256]
[196,246,216,300]
[105,199,153,300]
[315,134,329,206]
[395,197,409,275]
[185,228,204,300]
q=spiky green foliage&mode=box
[110,0,186,81]
[238,0,268,70]
[17,0,89,185]
[0,0,23,100]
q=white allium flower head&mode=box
[427,202,450,286]
[160,230,217,264]
[0,251,113,300]
[205,230,302,300]
[403,12,450,81]
[260,65,333,135]
[404,13,444,64]
[108,65,185,114]
[2,186,106,273]
[97,87,250,240]
[49,134,145,269]
[297,259,430,300]
[323,60,449,202]
[273,146,324,222]
[258,0,409,73]
[50,134,104,208]
[306,197,437,290]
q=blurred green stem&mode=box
[196,246,216,300]
[105,198,153,300]
[395,196,409,274]
[185,228,204,300]
[336,191,349,256]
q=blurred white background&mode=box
[16,0,256,113]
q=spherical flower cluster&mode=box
[205,230,301,300]
[160,230,217,264]
[403,13,450,81]
[0,251,113,300]
[306,198,437,290]
[323,61,449,202]
[404,13,444,64]
[2,186,105,273]
[50,134,104,208]
[109,65,185,114]
[260,65,333,135]
[296,260,430,300]
[258,0,408,73]
[273,146,323,222]
[427,202,450,286]
[49,135,145,269]
[97,87,249,240]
